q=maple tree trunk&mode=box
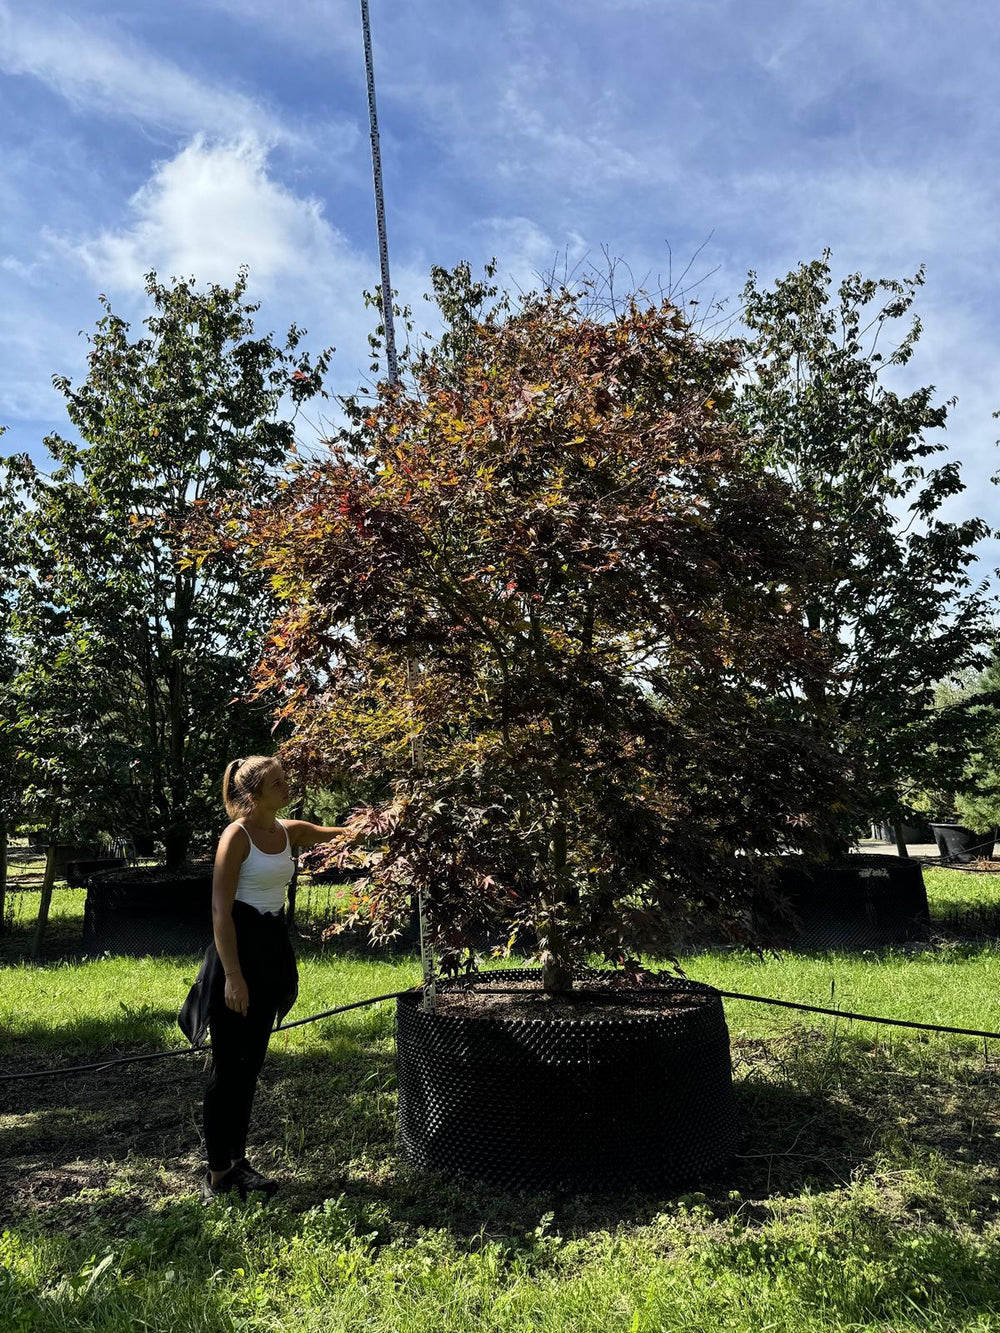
[540,946,573,994]
[540,807,574,994]
[539,713,576,992]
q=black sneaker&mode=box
[231,1158,280,1200]
[200,1166,247,1204]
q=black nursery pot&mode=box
[772,853,930,950]
[82,864,215,956]
[396,969,739,1193]
[877,820,934,845]
[929,824,997,864]
[52,844,101,876]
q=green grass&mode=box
[4,863,999,1049]
[4,859,1000,1330]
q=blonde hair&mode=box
[222,755,280,821]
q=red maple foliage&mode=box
[196,274,848,989]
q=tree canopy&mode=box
[198,266,850,989]
[737,253,997,852]
[1,270,329,868]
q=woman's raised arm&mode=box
[283,820,349,850]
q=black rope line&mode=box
[275,989,414,1031]
[0,988,416,1084]
[714,989,1000,1040]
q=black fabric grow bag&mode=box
[772,853,930,950]
[83,864,214,956]
[396,968,739,1193]
[930,824,996,864]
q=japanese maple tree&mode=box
[207,268,848,990]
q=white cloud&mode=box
[197,0,359,56]
[477,217,591,296]
[0,255,44,284]
[46,134,427,442]
[62,135,361,292]
[0,1,294,144]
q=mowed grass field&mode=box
[2,861,1000,1331]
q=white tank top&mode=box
[234,820,294,915]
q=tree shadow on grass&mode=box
[242,1019,1000,1239]
[5,1016,1000,1244]
[1,1007,186,1064]
[0,913,88,967]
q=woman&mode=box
[180,754,347,1202]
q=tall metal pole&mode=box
[360,0,398,386]
[360,0,435,1010]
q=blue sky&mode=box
[1,0,997,573]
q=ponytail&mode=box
[223,755,278,820]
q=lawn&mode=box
[2,860,1000,1331]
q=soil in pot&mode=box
[396,968,740,1193]
[433,976,715,1021]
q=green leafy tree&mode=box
[0,465,120,950]
[937,658,1000,832]
[3,269,329,869]
[0,428,32,928]
[213,266,848,991]
[737,253,996,855]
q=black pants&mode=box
[202,902,289,1173]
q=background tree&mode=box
[2,452,162,952]
[2,269,329,869]
[0,460,110,950]
[0,429,33,929]
[201,267,849,992]
[933,655,1000,833]
[737,254,996,856]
